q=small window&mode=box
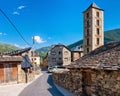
[52,58,56,62]
[64,58,68,62]
[87,38,89,46]
[59,58,62,60]
[97,38,100,45]
[51,51,56,55]
[59,51,61,55]
[86,12,89,18]
[96,20,99,26]
[64,51,68,55]
[97,28,100,35]
[96,12,99,17]
[87,29,89,36]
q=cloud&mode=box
[13,11,20,15]
[14,44,20,47]
[0,33,2,35]
[33,36,46,44]
[18,6,26,10]
[0,32,7,36]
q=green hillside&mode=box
[36,28,120,58]
[35,46,51,59]
[0,43,20,53]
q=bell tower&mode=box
[83,3,104,54]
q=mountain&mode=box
[36,28,120,58]
[0,43,20,53]
[35,46,51,59]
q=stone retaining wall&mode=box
[53,69,82,95]
[53,69,120,96]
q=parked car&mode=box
[47,67,55,73]
[47,65,65,73]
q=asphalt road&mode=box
[18,71,64,96]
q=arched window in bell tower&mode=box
[97,38,100,45]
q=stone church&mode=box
[53,3,120,96]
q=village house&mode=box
[0,55,23,84]
[4,47,36,83]
[44,44,83,68]
[47,44,71,67]
[25,49,40,67]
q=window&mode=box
[59,58,62,60]
[87,38,89,46]
[64,58,68,62]
[97,28,100,35]
[51,51,56,55]
[96,12,99,17]
[52,58,56,62]
[59,51,61,55]
[86,12,89,18]
[96,20,99,26]
[64,51,68,55]
[87,48,89,53]
[97,38,100,45]
[87,29,89,36]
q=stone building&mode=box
[47,44,71,67]
[4,47,36,83]
[53,41,120,96]
[0,56,23,84]
[83,3,104,54]
[71,51,83,62]
[43,53,48,68]
[26,49,40,66]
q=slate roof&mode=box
[83,2,104,12]
[50,44,71,52]
[0,56,23,62]
[67,41,120,70]
[4,47,31,56]
[21,55,33,68]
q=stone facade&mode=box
[71,51,83,62]
[53,69,120,96]
[84,3,104,54]
[48,44,71,67]
[18,68,34,83]
[53,69,82,95]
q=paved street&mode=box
[0,72,64,96]
[18,71,64,96]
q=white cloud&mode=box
[13,11,20,15]
[18,6,26,10]
[0,32,7,36]
[14,44,20,47]
[0,33,2,35]
[33,36,46,44]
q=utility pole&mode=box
[32,36,35,77]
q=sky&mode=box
[0,0,120,49]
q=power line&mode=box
[0,8,31,46]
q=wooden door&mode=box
[4,64,12,83]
